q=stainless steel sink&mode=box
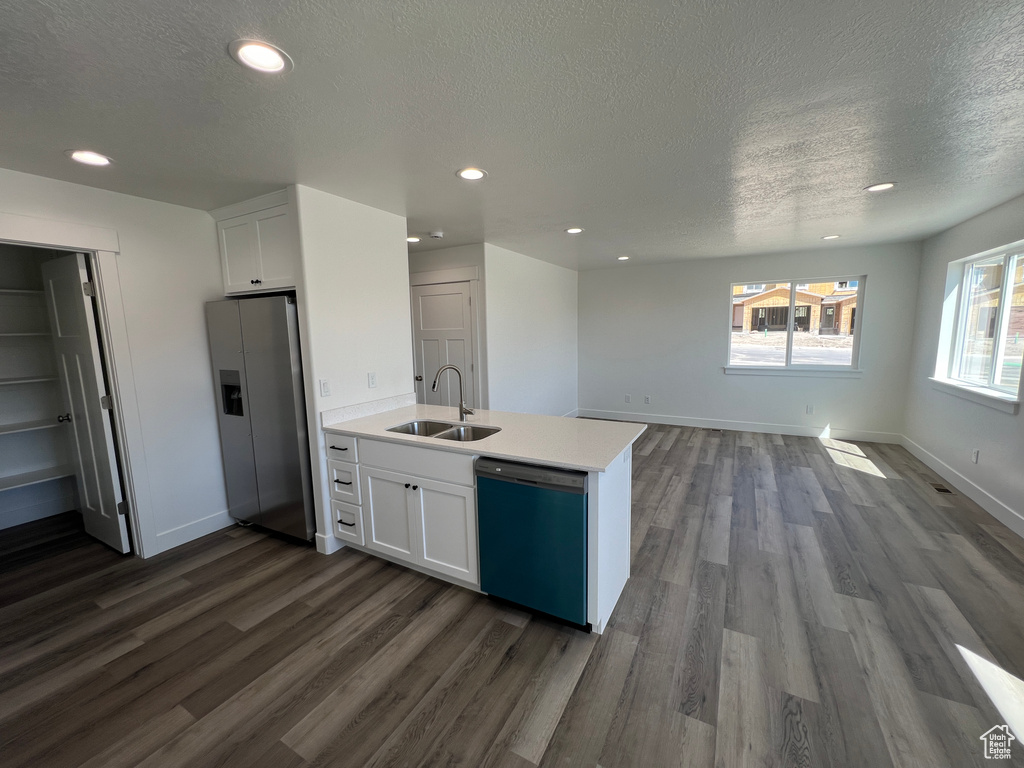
[434,425,502,442]
[386,420,457,436]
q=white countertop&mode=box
[323,404,646,472]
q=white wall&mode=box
[0,167,229,554]
[484,243,578,417]
[578,243,922,440]
[409,243,484,274]
[904,194,1024,530]
[292,185,414,551]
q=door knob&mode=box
[57,413,72,423]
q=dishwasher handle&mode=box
[475,458,588,494]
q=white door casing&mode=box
[411,282,474,407]
[42,253,129,553]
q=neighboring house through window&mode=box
[729,278,865,369]
[937,243,1024,397]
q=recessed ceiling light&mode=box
[456,167,487,181]
[618,256,630,261]
[565,227,584,235]
[822,234,841,240]
[228,39,293,73]
[66,150,112,167]
[406,236,421,243]
[864,182,896,192]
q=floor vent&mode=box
[708,429,724,434]
[930,482,953,494]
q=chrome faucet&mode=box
[431,364,474,421]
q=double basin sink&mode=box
[386,420,501,442]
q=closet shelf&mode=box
[0,288,44,296]
[0,376,57,386]
[0,419,60,436]
[0,466,74,492]
[0,332,50,338]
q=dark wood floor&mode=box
[2,427,1024,767]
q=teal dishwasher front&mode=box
[475,458,588,628]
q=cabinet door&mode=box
[412,476,478,585]
[253,207,297,290]
[218,215,260,294]
[361,467,416,561]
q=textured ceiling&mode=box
[1,0,1023,269]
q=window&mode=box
[729,277,865,369]
[947,247,1023,395]
[743,284,765,294]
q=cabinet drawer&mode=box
[332,500,364,546]
[359,439,474,486]
[325,434,358,462]
[328,460,361,504]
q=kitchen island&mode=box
[323,404,645,632]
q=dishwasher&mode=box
[475,458,589,628]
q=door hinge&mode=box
[468,296,471,305]
[116,501,128,516]
[100,395,113,410]
[82,281,96,297]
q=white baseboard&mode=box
[562,408,580,418]
[900,436,1024,539]
[576,409,902,444]
[316,532,345,555]
[154,509,234,555]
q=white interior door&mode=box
[42,254,129,553]
[411,282,475,407]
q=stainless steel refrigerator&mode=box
[205,295,315,541]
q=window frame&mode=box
[947,247,1022,396]
[726,276,866,373]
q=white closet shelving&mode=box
[0,245,76,528]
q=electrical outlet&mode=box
[972,448,979,464]
[368,372,377,388]
[319,378,331,397]
[625,394,631,404]
[644,395,651,405]
[806,404,814,415]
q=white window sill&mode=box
[724,366,863,378]
[929,378,1020,414]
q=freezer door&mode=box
[206,300,260,525]
[239,297,313,540]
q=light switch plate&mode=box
[319,378,331,397]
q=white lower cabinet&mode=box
[360,463,478,585]
[362,467,417,560]
[332,499,364,546]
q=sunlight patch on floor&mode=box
[818,434,887,478]
[959,644,1024,740]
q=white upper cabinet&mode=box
[212,191,299,295]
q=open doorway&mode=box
[0,243,132,554]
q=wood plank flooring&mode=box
[3,427,1024,766]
